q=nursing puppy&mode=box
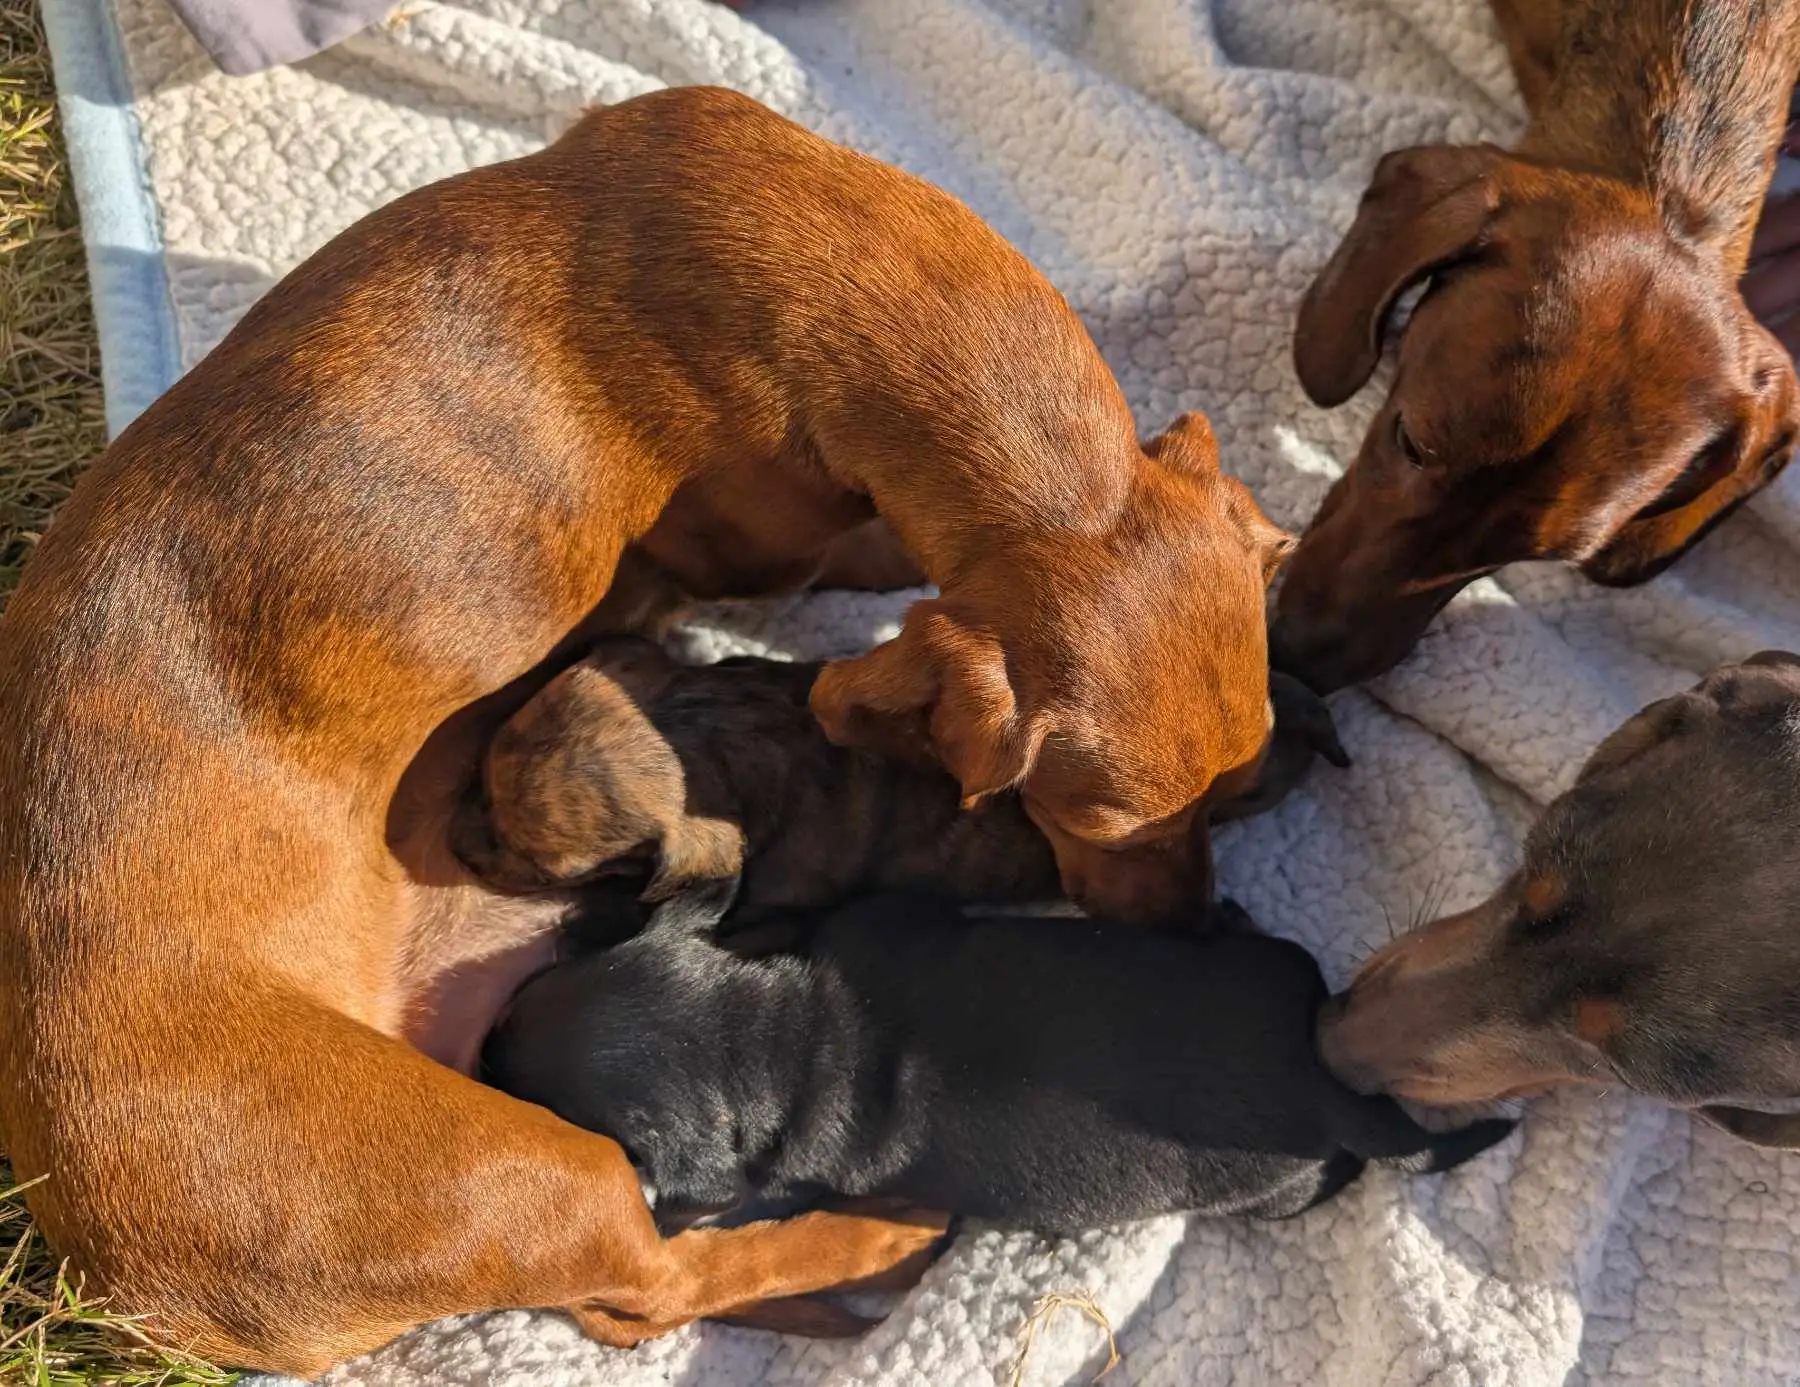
[450,637,1062,911]
[450,637,1343,911]
[485,888,1514,1236]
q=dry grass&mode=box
[1,0,106,605]
[1008,1290,1121,1387]
[0,1167,240,1385]
[0,6,235,1382]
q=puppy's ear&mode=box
[1295,144,1508,406]
[811,600,1050,808]
[642,818,746,905]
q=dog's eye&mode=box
[1515,906,1575,941]
[1393,415,1426,469]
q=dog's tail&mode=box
[637,874,742,942]
[1348,1094,1516,1175]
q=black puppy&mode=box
[484,888,1513,1235]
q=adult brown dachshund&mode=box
[1318,651,1800,1152]
[1273,0,1800,693]
[0,87,1293,1374]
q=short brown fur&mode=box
[450,638,1063,910]
[0,88,1285,1374]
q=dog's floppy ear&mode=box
[811,600,1050,808]
[1295,144,1509,407]
[1696,1104,1800,1150]
[642,818,746,904]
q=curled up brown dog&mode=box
[0,87,1290,1375]
[1274,0,1800,692]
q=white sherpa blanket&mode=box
[35,0,1800,1381]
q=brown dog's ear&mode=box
[811,600,1050,807]
[1696,1104,1800,1149]
[1144,411,1221,473]
[1295,144,1509,407]
[1583,352,1800,587]
[1250,520,1297,587]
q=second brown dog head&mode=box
[1275,145,1800,693]
[811,412,1291,924]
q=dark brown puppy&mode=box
[450,638,1062,910]
[0,88,1288,1375]
[450,641,1345,909]
[1275,0,1800,692]
[1318,651,1800,1150]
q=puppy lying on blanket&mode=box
[450,636,1062,910]
[485,888,1514,1236]
[451,638,1345,911]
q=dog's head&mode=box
[1317,652,1800,1147]
[449,637,743,896]
[812,413,1291,923]
[1274,145,1800,692]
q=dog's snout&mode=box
[1315,992,1386,1095]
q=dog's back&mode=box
[803,901,1394,1227]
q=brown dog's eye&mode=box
[1393,415,1425,469]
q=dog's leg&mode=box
[28,1000,945,1376]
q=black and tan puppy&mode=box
[449,636,1063,911]
[484,888,1514,1236]
[451,637,1345,911]
[1319,650,1800,1150]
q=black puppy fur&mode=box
[484,888,1513,1235]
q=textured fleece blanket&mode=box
[34,0,1800,1381]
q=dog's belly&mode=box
[397,882,573,1075]
[635,465,882,599]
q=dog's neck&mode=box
[865,423,1143,588]
[1517,0,1800,274]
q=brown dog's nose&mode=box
[1268,614,1351,696]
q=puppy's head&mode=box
[450,637,742,896]
[812,413,1291,923]
[1318,652,1800,1147]
[1275,145,1800,692]
[482,906,758,1231]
